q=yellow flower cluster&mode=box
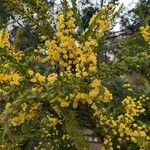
[41,9,98,77]
[50,78,113,109]
[11,112,26,127]
[75,92,92,105]
[89,3,114,38]
[53,96,70,108]
[122,96,145,118]
[0,72,23,85]
[47,73,58,85]
[93,96,150,149]
[140,25,150,44]
[51,79,111,109]
[31,73,46,83]
[99,88,113,103]
[27,103,42,119]
[5,102,11,109]
[139,94,150,102]
[90,79,101,88]
[47,116,61,127]
[44,37,82,68]
[11,103,41,127]
[82,3,115,56]
[0,29,24,61]
[108,3,114,9]
[0,29,10,49]
[31,86,43,93]
[30,72,58,84]
[83,36,98,52]
[28,69,34,76]
[71,79,101,107]
[8,47,24,61]
[56,10,75,36]
[122,83,133,91]
[0,88,7,95]
[35,6,114,80]
[102,135,113,150]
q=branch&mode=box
[106,30,134,40]
[10,15,23,27]
[101,0,104,8]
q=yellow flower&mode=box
[11,113,26,127]
[53,106,61,113]
[28,69,34,76]
[11,73,23,85]
[0,29,10,48]
[47,117,60,127]
[34,73,46,83]
[116,145,121,149]
[31,78,37,83]
[76,72,81,78]
[108,3,114,9]
[90,79,101,88]
[131,137,138,143]
[89,89,99,98]
[5,102,11,109]
[41,35,46,40]
[26,103,41,119]
[34,49,38,52]
[60,100,69,107]
[73,101,78,108]
[63,54,68,59]
[99,88,112,103]
[47,73,57,85]
[21,103,27,111]
[140,24,150,43]
[139,131,146,137]
[69,53,74,59]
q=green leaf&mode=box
[63,110,90,150]
[71,0,84,36]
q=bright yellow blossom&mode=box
[140,24,150,44]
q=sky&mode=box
[54,0,139,7]
[113,0,139,31]
[119,0,139,9]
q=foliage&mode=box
[0,0,10,28]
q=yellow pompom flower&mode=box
[47,73,58,85]
[28,69,34,76]
[90,79,101,88]
[5,102,11,109]
[60,100,69,107]
[140,25,150,43]
[47,116,60,127]
[11,113,26,127]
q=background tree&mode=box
[120,0,150,32]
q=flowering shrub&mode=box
[0,1,150,150]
